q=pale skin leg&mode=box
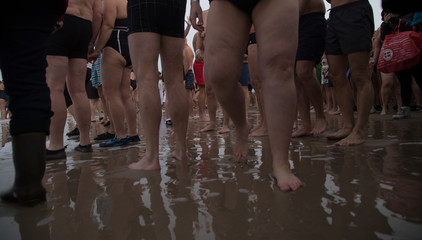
[253,0,302,191]
[218,110,230,134]
[128,33,161,170]
[248,43,268,137]
[128,33,189,170]
[327,51,373,146]
[197,85,209,121]
[186,88,194,120]
[161,36,189,161]
[46,56,68,151]
[101,48,136,139]
[199,81,218,132]
[67,58,91,146]
[293,60,326,137]
[380,72,394,115]
[205,1,250,162]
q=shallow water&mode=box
[0,108,421,240]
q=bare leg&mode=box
[380,72,394,115]
[67,58,91,146]
[248,42,268,137]
[218,110,230,134]
[161,36,189,161]
[197,85,209,121]
[292,80,312,137]
[200,82,218,132]
[46,56,68,151]
[335,51,373,146]
[205,1,250,161]
[121,68,138,137]
[254,0,302,191]
[128,33,161,170]
[325,54,354,141]
[101,48,128,139]
[186,88,194,120]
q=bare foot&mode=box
[326,127,352,140]
[292,127,311,138]
[335,131,365,146]
[218,126,230,134]
[249,126,268,137]
[310,118,327,135]
[327,108,341,115]
[171,149,190,161]
[233,124,249,162]
[199,116,210,122]
[189,116,195,121]
[200,123,218,132]
[128,157,160,171]
[380,109,387,115]
[272,164,302,191]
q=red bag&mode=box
[377,20,422,73]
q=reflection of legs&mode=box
[294,60,326,136]
[128,33,161,170]
[254,0,302,191]
[380,72,394,115]
[197,85,209,121]
[248,44,267,137]
[161,36,189,161]
[205,1,250,161]
[47,56,68,151]
[326,54,354,141]
[67,59,91,146]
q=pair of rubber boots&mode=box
[1,132,47,207]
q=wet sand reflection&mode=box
[0,109,421,239]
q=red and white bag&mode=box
[378,19,422,73]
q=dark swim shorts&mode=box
[326,0,374,55]
[47,14,92,59]
[127,0,186,38]
[296,12,326,62]
[184,70,195,89]
[239,63,250,86]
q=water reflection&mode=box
[0,111,421,239]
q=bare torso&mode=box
[115,0,127,19]
[66,0,97,21]
[193,32,205,62]
[299,0,326,16]
[184,44,195,71]
[326,0,361,8]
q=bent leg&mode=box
[253,0,302,191]
[205,0,251,161]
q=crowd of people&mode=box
[1,0,422,207]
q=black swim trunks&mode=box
[325,0,374,55]
[127,0,186,38]
[184,69,195,89]
[227,0,259,17]
[105,18,132,67]
[296,12,326,62]
[48,14,92,59]
[248,32,256,45]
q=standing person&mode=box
[248,26,268,137]
[0,0,67,206]
[128,0,189,170]
[89,0,139,147]
[324,0,375,146]
[292,0,327,138]
[184,38,196,120]
[46,0,102,159]
[192,31,211,122]
[191,0,302,191]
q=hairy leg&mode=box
[128,33,161,170]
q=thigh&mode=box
[66,58,88,94]
[205,0,251,81]
[252,0,298,75]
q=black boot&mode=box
[1,132,47,207]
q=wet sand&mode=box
[0,107,421,239]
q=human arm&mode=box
[89,0,103,56]
[88,0,117,62]
[184,18,192,38]
[190,0,204,32]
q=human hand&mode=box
[190,2,205,32]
